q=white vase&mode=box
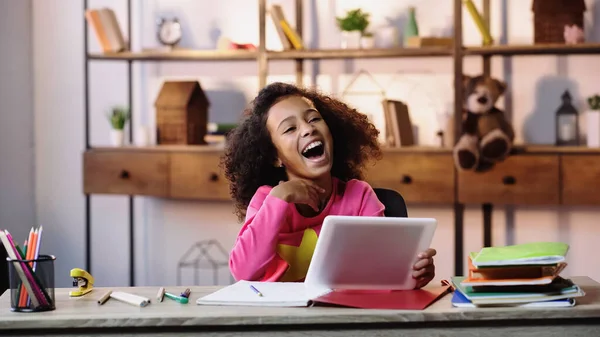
[587,110,600,147]
[376,26,399,48]
[110,129,125,146]
[341,31,361,49]
[360,36,375,49]
[135,126,150,146]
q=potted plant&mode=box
[336,8,370,49]
[360,31,375,49]
[107,106,130,146]
[587,94,600,147]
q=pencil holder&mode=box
[7,254,56,312]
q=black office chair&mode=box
[0,247,8,296]
[374,188,408,218]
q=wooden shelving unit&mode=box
[465,43,600,56]
[83,0,600,286]
[88,49,259,61]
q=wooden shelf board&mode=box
[465,43,600,56]
[87,145,226,153]
[267,47,452,60]
[382,146,452,154]
[86,144,600,155]
[86,44,600,62]
[88,49,258,61]
[87,145,453,154]
[512,145,600,154]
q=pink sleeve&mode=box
[228,186,290,281]
[357,182,386,217]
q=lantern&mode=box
[555,90,579,146]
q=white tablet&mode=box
[304,216,437,290]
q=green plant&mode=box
[107,106,130,130]
[588,94,600,110]
[336,8,370,34]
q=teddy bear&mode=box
[453,74,515,171]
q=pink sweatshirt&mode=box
[229,177,385,282]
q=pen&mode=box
[249,284,263,297]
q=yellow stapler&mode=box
[69,268,94,297]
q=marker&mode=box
[165,292,189,304]
[249,284,263,297]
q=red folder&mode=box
[310,286,451,310]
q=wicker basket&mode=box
[532,0,586,44]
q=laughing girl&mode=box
[223,82,436,288]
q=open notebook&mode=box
[196,280,450,310]
[197,281,330,307]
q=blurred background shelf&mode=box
[88,49,258,61]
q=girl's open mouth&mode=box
[301,140,325,161]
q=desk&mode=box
[1,276,599,336]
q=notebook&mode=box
[471,242,569,267]
[197,281,330,307]
[450,276,584,305]
[461,253,568,287]
[450,290,576,308]
[196,280,450,310]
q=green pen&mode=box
[165,292,189,304]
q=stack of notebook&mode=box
[450,242,585,308]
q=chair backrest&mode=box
[373,188,408,218]
[0,247,8,296]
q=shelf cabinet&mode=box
[458,155,560,205]
[364,152,454,204]
[83,151,170,196]
[561,155,600,205]
[83,147,600,206]
[170,152,230,201]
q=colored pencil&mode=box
[0,231,41,307]
[18,228,34,307]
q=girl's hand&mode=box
[270,179,326,212]
[412,248,436,289]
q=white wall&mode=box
[0,0,35,244]
[27,0,600,288]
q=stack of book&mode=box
[450,242,585,308]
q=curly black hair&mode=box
[222,82,382,222]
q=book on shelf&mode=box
[85,8,127,53]
[382,99,415,147]
[270,4,303,50]
[463,0,493,46]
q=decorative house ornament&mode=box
[531,0,586,44]
[154,81,210,145]
[555,90,579,146]
[177,240,232,286]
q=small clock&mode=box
[157,18,182,48]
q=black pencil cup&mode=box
[7,254,56,312]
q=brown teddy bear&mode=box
[453,75,515,171]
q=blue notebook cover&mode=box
[451,290,576,308]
